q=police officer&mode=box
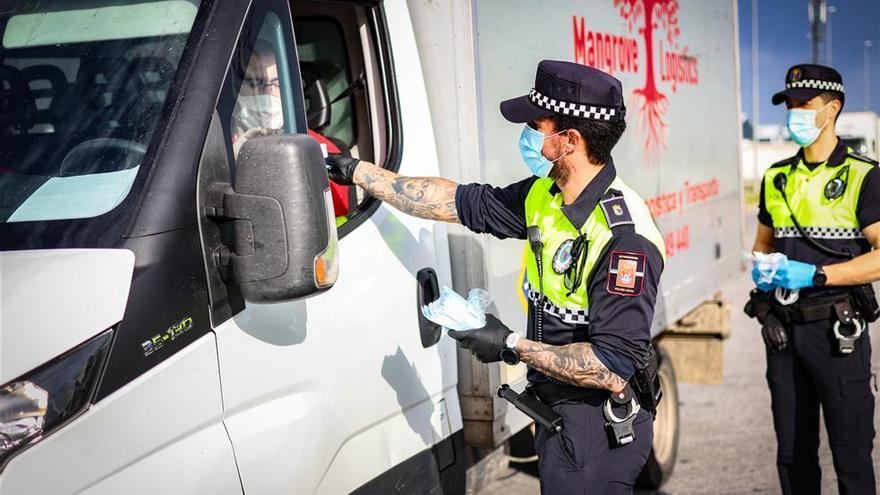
[749,64,880,495]
[327,60,666,494]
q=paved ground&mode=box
[480,216,880,494]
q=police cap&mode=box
[500,60,626,123]
[772,64,845,105]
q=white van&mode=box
[0,0,742,493]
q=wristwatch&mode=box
[500,333,523,365]
[813,266,827,287]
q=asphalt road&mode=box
[479,215,880,494]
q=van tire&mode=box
[636,345,679,489]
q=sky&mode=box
[739,0,880,127]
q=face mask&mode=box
[787,102,831,147]
[236,94,284,130]
[518,125,569,178]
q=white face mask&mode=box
[236,94,284,130]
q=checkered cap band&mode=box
[528,89,619,121]
[524,283,589,325]
[774,226,864,239]
[786,79,845,93]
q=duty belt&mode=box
[529,382,640,447]
[529,381,608,407]
[746,289,868,355]
[771,294,860,325]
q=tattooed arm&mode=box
[515,339,628,393]
[353,161,459,223]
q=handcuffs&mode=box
[603,385,640,447]
[833,299,865,354]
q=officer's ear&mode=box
[563,128,583,153]
[828,98,842,121]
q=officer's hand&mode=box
[447,314,511,364]
[761,313,788,353]
[771,259,816,290]
[751,265,775,292]
[325,154,360,186]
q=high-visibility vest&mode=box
[522,176,666,326]
[763,149,877,243]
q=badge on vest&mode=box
[607,250,647,296]
[553,239,575,274]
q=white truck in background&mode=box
[838,111,880,159]
[0,0,740,493]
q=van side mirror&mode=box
[206,134,338,302]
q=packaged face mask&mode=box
[421,286,493,331]
[746,251,788,284]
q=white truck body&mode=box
[0,0,741,493]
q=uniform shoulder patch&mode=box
[607,250,646,296]
[599,191,634,228]
[847,152,879,166]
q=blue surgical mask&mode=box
[787,102,831,147]
[518,125,568,177]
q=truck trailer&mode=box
[838,111,880,159]
[0,0,742,493]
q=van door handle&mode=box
[416,268,442,348]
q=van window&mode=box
[0,0,203,222]
[292,2,399,234]
[228,12,298,157]
[296,18,356,148]
[3,1,199,48]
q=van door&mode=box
[200,1,462,493]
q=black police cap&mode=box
[772,64,845,105]
[500,60,626,123]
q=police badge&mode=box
[553,239,575,274]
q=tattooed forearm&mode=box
[353,161,459,223]
[517,339,628,393]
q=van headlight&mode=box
[0,329,113,471]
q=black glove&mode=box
[744,289,773,323]
[325,154,360,186]
[761,313,788,353]
[447,314,511,363]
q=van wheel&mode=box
[636,345,679,489]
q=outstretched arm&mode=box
[353,161,460,223]
[516,339,628,393]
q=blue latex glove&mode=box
[751,265,775,292]
[771,260,817,290]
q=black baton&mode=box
[498,384,564,433]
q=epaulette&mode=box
[599,189,635,234]
[769,155,798,169]
[847,151,879,166]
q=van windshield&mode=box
[0,0,202,222]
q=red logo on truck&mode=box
[573,0,699,158]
